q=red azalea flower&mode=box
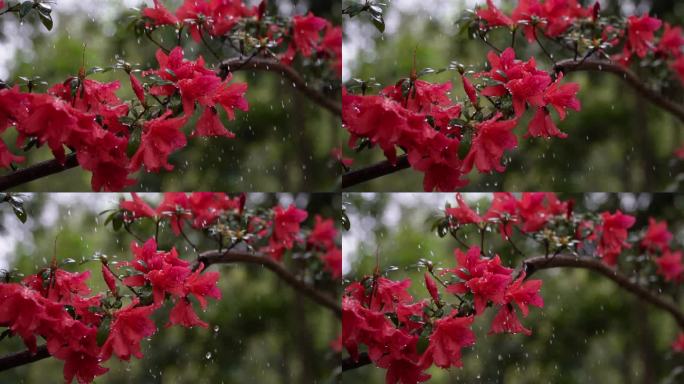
[147,264,192,305]
[176,0,213,42]
[184,263,222,309]
[212,74,249,121]
[505,272,544,317]
[527,107,567,139]
[672,56,684,85]
[76,129,135,192]
[308,215,337,249]
[156,193,192,235]
[490,303,531,335]
[288,12,327,60]
[463,112,518,174]
[657,23,684,57]
[62,350,109,384]
[655,249,684,282]
[543,73,581,120]
[23,269,92,305]
[506,72,551,117]
[100,300,157,361]
[626,14,662,58]
[408,133,468,192]
[0,284,53,352]
[0,139,24,168]
[121,193,156,220]
[130,73,146,105]
[673,333,684,352]
[476,0,513,28]
[383,354,431,384]
[445,193,482,225]
[17,94,77,164]
[641,218,672,252]
[598,210,636,266]
[462,75,478,104]
[0,86,31,132]
[423,272,440,302]
[167,297,208,328]
[420,312,475,369]
[142,0,179,26]
[321,24,343,76]
[322,247,342,279]
[267,204,308,260]
[367,277,414,313]
[102,265,118,296]
[516,192,551,232]
[130,111,188,173]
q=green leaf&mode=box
[112,216,123,231]
[370,13,385,33]
[341,211,351,231]
[12,206,27,223]
[38,11,53,30]
[342,4,366,17]
[19,1,34,19]
[60,258,77,267]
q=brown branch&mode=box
[0,345,50,372]
[554,58,684,124]
[523,254,684,329]
[341,154,410,189]
[220,56,341,117]
[196,249,341,318]
[0,153,79,191]
[342,352,371,371]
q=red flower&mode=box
[167,297,208,328]
[490,304,531,336]
[462,75,478,104]
[0,139,24,168]
[147,264,191,305]
[505,272,543,317]
[17,94,77,164]
[100,300,157,361]
[23,269,92,305]
[543,73,581,120]
[156,193,192,235]
[527,107,567,139]
[641,218,672,252]
[408,133,468,192]
[142,0,179,26]
[445,193,482,225]
[267,204,308,260]
[597,210,636,266]
[284,12,327,62]
[463,112,518,174]
[424,272,440,302]
[176,0,212,42]
[516,192,551,232]
[657,23,684,57]
[322,247,342,279]
[120,192,156,220]
[420,312,475,368]
[102,265,118,296]
[130,111,188,173]
[626,15,662,58]
[62,349,109,384]
[655,249,684,283]
[506,72,551,117]
[130,73,146,105]
[476,0,513,28]
[308,215,337,249]
[184,263,222,309]
[213,74,250,120]
[673,333,684,352]
[672,56,684,85]
[75,129,135,192]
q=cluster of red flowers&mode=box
[0,47,248,191]
[0,192,340,384]
[343,193,684,382]
[342,49,581,191]
[0,238,221,384]
[119,192,341,279]
[476,0,684,85]
[142,0,342,76]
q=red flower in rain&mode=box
[100,300,157,361]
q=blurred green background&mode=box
[343,0,684,192]
[342,193,684,383]
[0,0,341,192]
[0,193,341,383]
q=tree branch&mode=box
[0,153,79,191]
[522,254,684,329]
[0,345,50,372]
[196,249,341,318]
[554,58,684,124]
[342,352,371,371]
[341,154,410,189]
[220,56,341,117]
